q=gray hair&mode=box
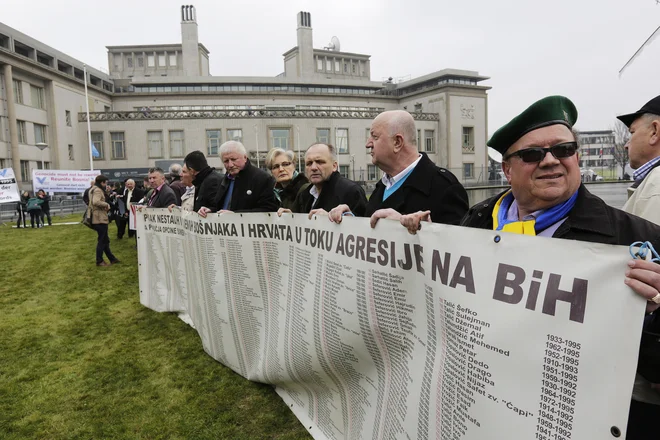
[219,140,247,157]
[306,143,337,161]
[265,148,295,169]
[125,179,135,185]
[169,163,182,176]
[148,167,165,176]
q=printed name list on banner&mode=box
[32,169,100,193]
[136,209,644,440]
[0,168,20,204]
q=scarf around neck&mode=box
[492,190,578,236]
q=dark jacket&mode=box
[16,193,28,213]
[148,183,177,209]
[213,160,278,212]
[169,176,187,205]
[293,171,367,215]
[461,185,660,247]
[366,153,468,225]
[192,166,223,212]
[123,187,145,207]
[38,194,51,211]
[276,172,310,211]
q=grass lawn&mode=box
[0,214,311,440]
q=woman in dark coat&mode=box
[265,148,309,210]
[16,191,29,228]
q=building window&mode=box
[127,57,133,68]
[334,60,340,72]
[13,80,23,104]
[147,55,155,67]
[158,54,166,67]
[424,130,435,153]
[207,130,221,156]
[339,165,350,179]
[417,129,421,149]
[270,128,291,149]
[462,127,475,153]
[227,129,243,142]
[344,63,348,73]
[169,54,177,66]
[68,144,74,161]
[34,124,47,144]
[316,128,330,144]
[366,128,371,143]
[17,120,27,144]
[147,131,163,158]
[317,59,323,71]
[65,110,71,126]
[463,163,474,179]
[368,165,378,181]
[352,64,356,74]
[44,162,51,170]
[20,160,30,182]
[169,130,185,157]
[336,128,349,153]
[91,132,104,160]
[137,56,144,67]
[111,132,126,159]
[326,59,332,71]
[30,85,45,109]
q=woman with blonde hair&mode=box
[265,148,309,210]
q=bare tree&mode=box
[612,120,630,178]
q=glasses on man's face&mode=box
[271,161,292,170]
[503,141,578,163]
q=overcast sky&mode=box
[3,0,659,135]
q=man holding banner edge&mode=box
[399,95,660,439]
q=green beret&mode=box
[488,95,578,155]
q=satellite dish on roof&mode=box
[487,147,502,163]
[325,36,341,52]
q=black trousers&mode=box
[16,209,26,228]
[92,223,117,264]
[116,214,128,238]
[29,210,42,228]
[626,399,660,439]
[40,208,51,226]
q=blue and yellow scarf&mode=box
[492,190,578,236]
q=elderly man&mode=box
[400,95,660,439]
[168,163,186,205]
[146,167,177,208]
[116,178,144,238]
[184,150,223,213]
[280,143,366,218]
[198,141,277,216]
[328,110,468,226]
[617,96,660,439]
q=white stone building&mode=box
[0,6,490,191]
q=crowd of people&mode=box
[80,100,660,438]
[15,189,52,229]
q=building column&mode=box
[3,64,20,177]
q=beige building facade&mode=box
[0,6,490,191]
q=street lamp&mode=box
[35,142,48,170]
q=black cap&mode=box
[617,95,660,128]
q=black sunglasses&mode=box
[503,142,578,163]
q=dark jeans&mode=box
[40,208,52,226]
[626,399,660,439]
[16,209,26,228]
[92,223,117,264]
[29,210,42,228]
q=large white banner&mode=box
[0,168,20,204]
[32,169,99,193]
[137,209,644,439]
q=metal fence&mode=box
[0,198,88,224]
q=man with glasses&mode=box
[327,110,468,226]
[397,95,660,438]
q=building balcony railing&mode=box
[78,109,440,122]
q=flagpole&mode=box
[83,64,94,172]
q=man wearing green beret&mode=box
[399,95,660,439]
